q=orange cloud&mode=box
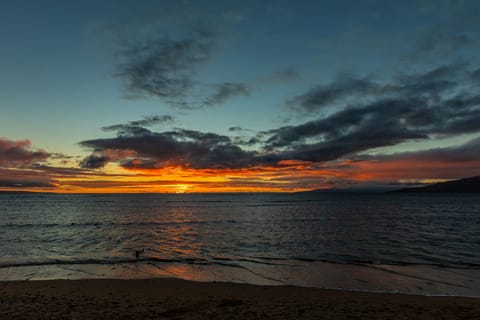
[0,137,49,166]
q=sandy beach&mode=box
[1,278,479,319]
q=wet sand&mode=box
[1,278,479,319]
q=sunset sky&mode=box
[1,0,480,193]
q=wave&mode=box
[0,220,238,229]
[0,256,290,270]
[1,255,479,271]
[0,257,208,269]
[0,217,344,229]
[243,255,480,269]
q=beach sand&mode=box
[1,278,479,319]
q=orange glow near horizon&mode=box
[1,155,479,193]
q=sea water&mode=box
[0,193,479,296]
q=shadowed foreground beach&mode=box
[1,278,479,319]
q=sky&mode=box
[1,0,480,193]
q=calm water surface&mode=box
[1,193,479,295]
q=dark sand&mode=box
[1,278,479,319]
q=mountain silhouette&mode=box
[392,176,480,193]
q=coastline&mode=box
[1,259,479,298]
[1,278,479,319]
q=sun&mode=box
[175,184,190,194]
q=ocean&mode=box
[1,192,479,296]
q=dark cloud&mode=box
[288,75,386,112]
[115,26,253,109]
[267,63,480,162]
[395,63,466,100]
[266,102,427,162]
[228,127,264,146]
[79,154,110,169]
[167,128,231,145]
[289,63,470,113]
[269,98,426,148]
[233,136,263,147]
[202,82,250,106]
[115,28,215,106]
[0,137,49,166]
[80,127,258,170]
[78,148,137,169]
[102,115,174,132]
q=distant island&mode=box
[300,176,480,193]
[391,176,480,193]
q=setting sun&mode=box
[175,184,190,194]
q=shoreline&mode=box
[1,278,480,319]
[1,259,479,298]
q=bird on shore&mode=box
[135,249,144,259]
